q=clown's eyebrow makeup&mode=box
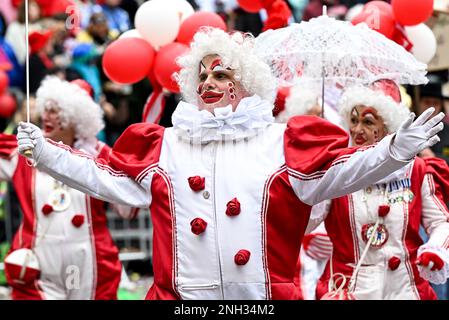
[351,107,360,117]
[210,58,222,70]
[361,108,379,119]
[199,61,207,74]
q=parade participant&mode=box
[308,80,449,300]
[1,77,127,300]
[276,82,337,300]
[276,82,344,128]
[17,28,445,300]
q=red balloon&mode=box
[351,5,396,39]
[392,0,434,26]
[177,11,227,45]
[102,37,156,85]
[0,93,17,118]
[147,64,162,92]
[365,1,393,13]
[238,0,263,13]
[0,72,9,95]
[154,42,190,93]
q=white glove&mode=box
[390,107,445,161]
[17,122,45,160]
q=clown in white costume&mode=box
[306,80,449,300]
[16,28,445,300]
[0,77,133,300]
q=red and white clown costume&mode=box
[307,84,449,300]
[16,28,445,300]
[277,82,338,300]
[1,77,126,300]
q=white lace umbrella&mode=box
[254,15,428,88]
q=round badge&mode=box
[48,189,71,212]
[403,190,415,203]
[361,223,389,248]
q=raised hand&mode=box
[390,107,445,161]
[17,122,45,159]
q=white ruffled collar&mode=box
[172,95,275,143]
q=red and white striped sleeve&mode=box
[284,115,409,205]
[0,133,19,181]
[95,141,141,219]
[35,123,165,209]
[417,157,449,284]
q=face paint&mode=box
[41,104,76,146]
[197,83,204,95]
[361,107,379,119]
[349,105,387,146]
[373,129,379,143]
[210,58,223,71]
[228,82,235,100]
[196,54,250,113]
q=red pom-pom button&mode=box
[226,198,241,216]
[71,214,85,228]
[41,204,53,216]
[378,205,390,217]
[188,176,205,191]
[234,249,251,266]
[388,256,401,271]
[190,218,207,235]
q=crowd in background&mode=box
[0,0,448,299]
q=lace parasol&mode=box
[254,15,428,88]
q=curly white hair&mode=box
[176,28,277,105]
[35,76,104,141]
[338,86,410,133]
[277,84,320,122]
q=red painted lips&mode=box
[200,91,224,104]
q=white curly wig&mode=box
[35,76,104,141]
[176,27,277,105]
[277,83,320,122]
[338,86,410,133]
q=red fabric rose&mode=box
[378,205,390,217]
[388,256,401,271]
[41,204,53,216]
[71,214,85,228]
[226,198,241,216]
[190,218,207,235]
[234,249,251,265]
[188,176,205,191]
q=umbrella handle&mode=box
[23,149,33,157]
[23,0,33,157]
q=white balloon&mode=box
[172,0,195,22]
[345,4,364,22]
[405,24,437,64]
[119,29,143,39]
[135,0,181,48]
